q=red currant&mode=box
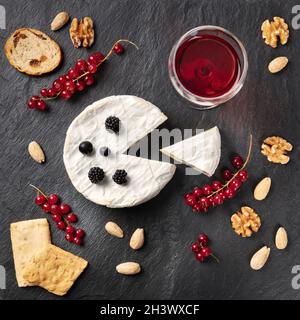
[42,202,51,213]
[201,247,212,257]
[192,204,202,212]
[113,43,124,55]
[73,237,82,245]
[193,187,203,198]
[222,169,233,181]
[229,178,242,191]
[40,88,49,97]
[218,191,226,200]
[65,81,76,94]
[36,100,47,111]
[213,194,223,205]
[191,243,200,253]
[60,89,72,100]
[209,197,216,207]
[88,63,97,74]
[47,88,57,97]
[65,233,74,242]
[48,194,59,205]
[60,203,71,215]
[58,75,68,85]
[93,52,105,64]
[66,213,78,223]
[76,59,88,72]
[224,187,236,199]
[211,180,223,191]
[75,229,85,238]
[53,79,64,92]
[65,225,75,234]
[199,197,210,209]
[68,67,79,79]
[237,169,248,182]
[57,221,66,230]
[231,155,244,169]
[76,80,86,91]
[195,252,205,262]
[84,74,95,86]
[27,99,37,109]
[185,194,197,207]
[51,214,62,222]
[50,204,61,215]
[35,195,47,205]
[202,185,213,196]
[198,234,209,246]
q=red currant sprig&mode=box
[184,134,253,213]
[30,184,85,245]
[27,39,138,111]
[191,233,219,263]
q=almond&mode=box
[268,56,288,73]
[116,262,141,275]
[130,228,144,250]
[250,246,270,270]
[275,227,288,249]
[28,141,45,164]
[51,11,70,31]
[105,221,124,238]
[254,177,271,201]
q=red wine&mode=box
[175,34,240,98]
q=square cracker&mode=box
[10,218,51,287]
[23,244,88,296]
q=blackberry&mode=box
[88,167,105,184]
[112,169,127,185]
[105,116,120,133]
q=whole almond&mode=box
[250,246,270,270]
[51,11,70,31]
[275,227,288,249]
[268,56,288,73]
[105,221,124,238]
[130,228,144,250]
[116,262,141,275]
[28,141,45,164]
[254,177,271,200]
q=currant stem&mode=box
[210,253,220,263]
[208,134,253,198]
[29,184,48,199]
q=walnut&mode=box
[231,206,261,237]
[261,17,289,48]
[70,17,94,48]
[261,136,293,164]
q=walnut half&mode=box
[70,17,94,48]
[231,206,261,237]
[261,17,289,48]
[261,136,293,164]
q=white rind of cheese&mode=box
[64,95,176,208]
[160,126,221,177]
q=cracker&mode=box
[23,244,88,296]
[10,218,51,287]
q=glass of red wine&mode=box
[168,26,248,110]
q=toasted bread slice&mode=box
[4,28,62,75]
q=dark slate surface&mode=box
[0,0,299,300]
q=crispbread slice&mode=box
[23,244,88,296]
[10,218,51,287]
[4,28,62,75]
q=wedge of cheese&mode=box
[160,126,221,177]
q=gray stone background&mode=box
[0,0,299,300]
